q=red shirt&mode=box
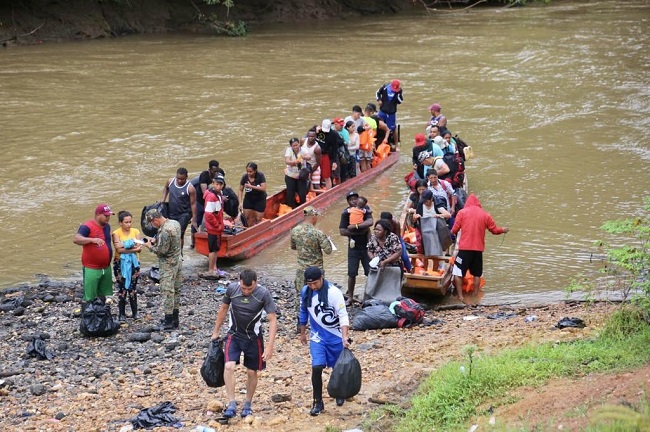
[203,189,224,235]
[78,220,112,269]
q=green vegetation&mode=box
[362,199,650,431]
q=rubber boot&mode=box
[161,314,174,331]
[129,296,139,320]
[118,299,127,323]
[172,309,179,329]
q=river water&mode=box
[1,1,648,304]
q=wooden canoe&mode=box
[399,175,468,297]
[195,150,401,261]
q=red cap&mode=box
[429,103,441,112]
[95,204,114,216]
[414,133,426,146]
[332,117,344,125]
[390,79,401,91]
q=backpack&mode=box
[393,297,425,328]
[440,152,465,189]
[222,186,239,219]
[140,202,167,237]
[453,135,472,161]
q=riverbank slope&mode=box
[0,271,639,431]
[0,0,412,45]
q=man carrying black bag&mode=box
[298,267,350,416]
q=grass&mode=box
[381,307,650,432]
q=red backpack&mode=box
[394,298,425,328]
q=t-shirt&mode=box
[240,171,267,207]
[223,282,276,339]
[348,207,366,225]
[339,206,372,251]
[78,220,112,269]
[284,146,301,179]
[298,281,349,345]
[112,227,141,261]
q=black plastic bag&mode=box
[352,305,398,331]
[79,298,120,337]
[26,337,54,360]
[140,202,168,237]
[149,266,160,283]
[327,348,362,399]
[556,317,586,329]
[131,401,182,429]
[200,338,225,388]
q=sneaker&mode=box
[336,398,345,406]
[223,405,237,418]
[309,399,324,416]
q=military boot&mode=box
[118,299,127,323]
[129,296,139,320]
[172,309,179,329]
[161,314,174,331]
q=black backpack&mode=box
[140,202,168,237]
[440,152,465,189]
[454,135,470,161]
[222,187,239,219]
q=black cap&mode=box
[346,191,359,200]
[304,266,322,283]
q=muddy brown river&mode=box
[0,0,648,303]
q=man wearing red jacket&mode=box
[451,194,509,301]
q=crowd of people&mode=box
[71,80,511,419]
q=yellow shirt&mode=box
[112,227,141,260]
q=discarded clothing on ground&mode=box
[26,337,54,360]
[131,401,182,429]
[486,311,518,320]
[556,317,586,329]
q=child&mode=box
[112,210,143,322]
[348,196,368,226]
[203,175,227,278]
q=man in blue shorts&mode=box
[210,269,277,418]
[299,266,350,416]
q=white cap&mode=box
[321,119,331,133]
[433,136,447,148]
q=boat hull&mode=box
[195,151,401,260]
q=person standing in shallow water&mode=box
[73,204,114,303]
[111,210,143,321]
[143,208,182,330]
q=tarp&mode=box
[363,266,402,305]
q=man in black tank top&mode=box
[161,167,197,250]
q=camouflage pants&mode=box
[159,259,182,315]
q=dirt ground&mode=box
[2,297,647,432]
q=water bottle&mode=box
[524,315,537,323]
[195,426,216,432]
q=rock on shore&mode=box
[0,271,617,431]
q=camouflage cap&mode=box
[145,208,163,222]
[303,206,321,216]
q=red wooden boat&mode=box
[195,150,401,260]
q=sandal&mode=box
[223,406,237,418]
[240,406,253,418]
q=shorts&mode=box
[347,247,370,277]
[224,334,266,371]
[82,266,113,301]
[310,338,343,368]
[360,150,374,160]
[243,196,267,213]
[207,233,221,253]
[169,212,191,236]
[378,111,397,131]
[320,154,331,179]
[452,250,483,278]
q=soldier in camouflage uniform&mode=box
[143,208,182,330]
[290,206,333,294]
